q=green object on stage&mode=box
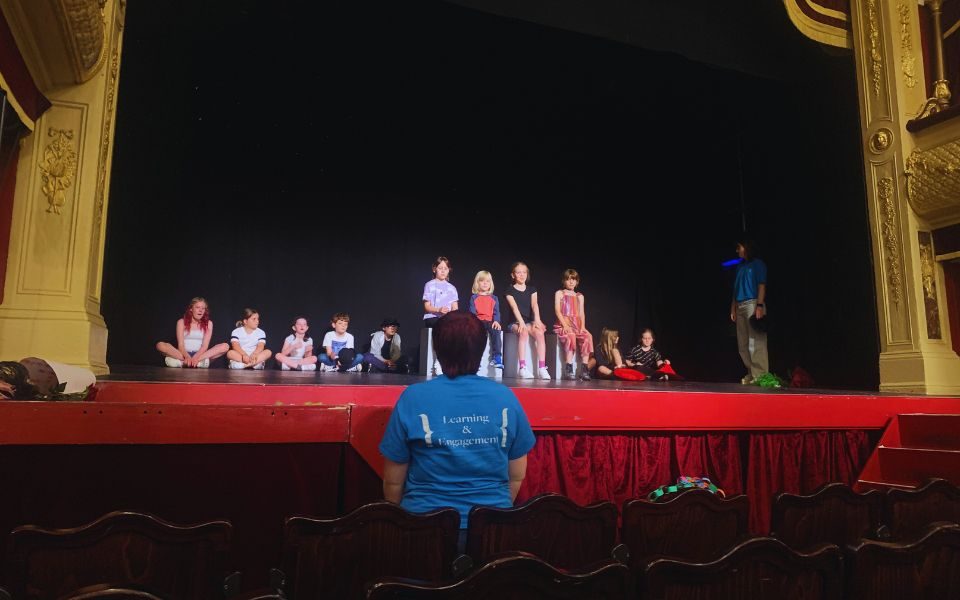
[753,372,785,388]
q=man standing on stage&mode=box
[730,239,768,384]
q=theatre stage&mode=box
[0,366,957,589]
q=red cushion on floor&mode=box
[614,368,645,381]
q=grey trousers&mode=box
[736,299,769,378]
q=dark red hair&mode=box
[433,310,486,378]
[183,297,210,333]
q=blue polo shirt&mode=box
[734,258,767,302]
[379,375,536,528]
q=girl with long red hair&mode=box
[155,297,229,368]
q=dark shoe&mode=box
[563,364,576,380]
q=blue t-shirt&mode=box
[734,258,767,302]
[379,375,536,528]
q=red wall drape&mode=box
[0,145,19,304]
[517,430,872,534]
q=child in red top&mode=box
[468,270,503,369]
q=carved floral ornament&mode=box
[38,128,78,215]
[904,141,960,220]
[878,177,903,307]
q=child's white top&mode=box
[183,324,204,353]
[322,331,354,355]
[284,334,313,359]
[231,327,266,354]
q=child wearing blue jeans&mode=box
[468,270,503,369]
[319,312,364,373]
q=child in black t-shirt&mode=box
[592,327,625,379]
[503,261,550,380]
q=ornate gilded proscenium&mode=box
[38,128,78,215]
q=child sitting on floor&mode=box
[625,328,676,380]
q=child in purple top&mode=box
[423,256,459,375]
[423,256,459,325]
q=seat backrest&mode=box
[56,584,166,599]
[772,482,883,551]
[280,501,459,600]
[366,552,631,600]
[621,489,750,567]
[643,537,843,600]
[4,510,232,600]
[846,522,960,600]
[885,478,960,541]
[466,493,618,569]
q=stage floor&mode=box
[85,365,960,436]
[98,365,888,396]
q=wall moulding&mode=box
[17,102,87,296]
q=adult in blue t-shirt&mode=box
[729,239,768,384]
[379,310,536,529]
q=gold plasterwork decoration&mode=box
[868,0,884,97]
[38,128,78,216]
[87,43,120,302]
[782,0,853,49]
[897,2,917,88]
[917,231,942,339]
[869,128,893,154]
[58,0,107,82]
[94,48,118,230]
[878,177,903,307]
[0,0,109,89]
[904,141,960,222]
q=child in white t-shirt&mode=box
[276,316,317,371]
[319,312,364,373]
[227,308,272,369]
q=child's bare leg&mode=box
[226,349,246,363]
[277,354,296,369]
[513,325,529,363]
[252,349,273,367]
[300,355,318,365]
[156,342,184,360]
[196,343,228,362]
[531,327,546,362]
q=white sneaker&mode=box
[253,362,265,370]
[281,363,291,371]
[197,358,210,368]
[537,367,551,380]
[229,360,245,370]
[519,368,534,380]
[300,363,317,371]
[349,363,363,373]
[164,357,182,368]
[321,363,335,372]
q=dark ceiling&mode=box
[442,0,850,82]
